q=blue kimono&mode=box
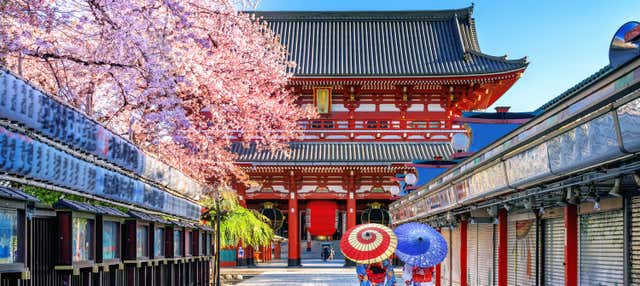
[356,260,395,286]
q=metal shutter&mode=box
[507,220,516,286]
[632,196,640,284]
[543,218,565,286]
[516,219,537,286]
[452,226,461,286]
[477,224,495,286]
[494,223,500,285]
[579,210,624,285]
[441,228,452,286]
[508,219,537,286]
[467,224,478,286]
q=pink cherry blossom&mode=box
[1,0,315,185]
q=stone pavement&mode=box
[227,259,360,286]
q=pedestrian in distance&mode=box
[329,246,335,260]
[322,246,330,261]
[237,246,245,266]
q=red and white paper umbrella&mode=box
[340,223,397,264]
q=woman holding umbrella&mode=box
[393,222,448,286]
[402,264,434,286]
[340,224,398,286]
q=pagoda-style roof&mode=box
[232,142,454,165]
[254,7,527,78]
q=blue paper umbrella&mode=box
[394,222,448,267]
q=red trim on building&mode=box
[436,227,442,286]
[564,204,578,286]
[498,209,508,286]
[460,220,468,286]
[288,70,525,84]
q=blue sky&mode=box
[257,0,640,111]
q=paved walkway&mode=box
[230,259,360,286]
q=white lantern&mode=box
[451,133,471,152]
[404,173,417,185]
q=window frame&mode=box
[100,216,122,265]
[153,224,166,259]
[70,212,96,268]
[135,222,151,260]
[0,200,27,274]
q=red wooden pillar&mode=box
[460,220,468,286]
[565,204,578,286]
[236,181,247,208]
[347,171,357,230]
[498,209,508,286]
[436,227,442,286]
[288,171,301,267]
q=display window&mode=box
[136,224,149,258]
[154,227,165,257]
[72,217,94,262]
[0,208,19,264]
[185,230,191,256]
[199,232,205,256]
[173,229,182,257]
[102,220,119,260]
[206,233,212,256]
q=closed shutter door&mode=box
[467,224,478,286]
[508,219,537,286]
[507,220,516,286]
[452,226,461,286]
[543,218,565,286]
[477,223,495,286]
[494,223,500,285]
[515,219,536,286]
[441,228,451,286]
[579,210,624,285]
[631,196,640,284]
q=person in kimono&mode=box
[402,263,434,286]
[356,258,396,286]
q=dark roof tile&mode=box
[232,142,454,164]
[53,199,128,217]
[253,8,527,77]
[0,187,40,202]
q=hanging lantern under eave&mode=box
[306,200,337,236]
[361,202,391,225]
[260,202,284,231]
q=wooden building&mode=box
[231,7,527,266]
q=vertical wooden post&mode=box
[564,204,578,286]
[460,220,468,286]
[498,209,508,286]
[436,227,442,286]
[346,170,357,230]
[288,171,300,267]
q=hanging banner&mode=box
[0,69,206,196]
[0,126,200,220]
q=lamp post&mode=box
[214,193,221,286]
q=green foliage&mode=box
[21,185,128,212]
[22,185,86,206]
[201,189,274,248]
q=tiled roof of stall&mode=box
[535,65,613,113]
[53,199,129,217]
[232,142,454,164]
[253,7,528,77]
[0,187,40,202]
[128,210,171,224]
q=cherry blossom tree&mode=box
[1,0,314,183]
